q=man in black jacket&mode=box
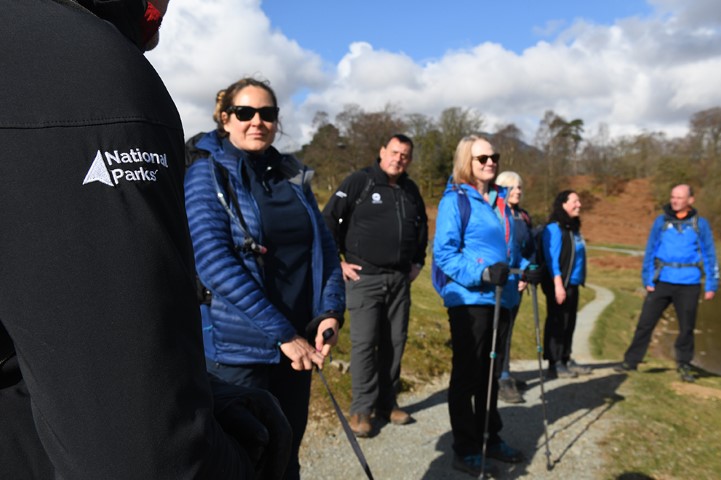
[0,1,289,478]
[323,134,428,437]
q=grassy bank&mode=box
[587,250,721,480]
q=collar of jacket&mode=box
[67,0,146,49]
[663,203,698,220]
[371,158,409,186]
[198,131,314,190]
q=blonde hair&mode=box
[451,135,494,185]
[496,171,523,202]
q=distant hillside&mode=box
[570,176,657,247]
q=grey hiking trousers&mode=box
[347,271,411,415]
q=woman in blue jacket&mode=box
[184,77,344,480]
[433,136,523,477]
[541,190,590,379]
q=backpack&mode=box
[431,188,471,294]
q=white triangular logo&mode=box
[83,150,114,186]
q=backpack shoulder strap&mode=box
[456,187,471,246]
[355,174,376,206]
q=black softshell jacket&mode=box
[322,161,428,274]
[0,1,256,478]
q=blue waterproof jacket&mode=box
[642,206,719,292]
[433,181,521,309]
[185,131,345,365]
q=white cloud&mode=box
[147,0,721,151]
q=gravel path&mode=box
[300,283,623,479]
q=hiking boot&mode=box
[613,361,636,373]
[512,376,528,391]
[498,378,525,404]
[566,359,592,375]
[377,407,413,425]
[554,361,578,379]
[486,439,524,463]
[452,454,498,478]
[389,408,413,425]
[678,364,695,383]
[348,413,372,437]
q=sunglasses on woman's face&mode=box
[226,105,279,122]
[472,153,501,164]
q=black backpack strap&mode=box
[355,175,375,206]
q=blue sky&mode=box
[261,1,653,61]
[147,0,721,150]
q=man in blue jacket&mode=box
[616,184,718,382]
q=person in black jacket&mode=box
[322,134,428,437]
[0,1,290,478]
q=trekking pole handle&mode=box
[322,327,334,363]
[322,328,334,343]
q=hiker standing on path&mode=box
[184,77,345,480]
[322,134,428,438]
[495,171,535,404]
[433,136,524,478]
[615,184,718,382]
[541,190,592,379]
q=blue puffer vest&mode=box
[184,131,345,365]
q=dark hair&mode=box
[548,189,581,232]
[213,77,279,137]
[388,133,414,153]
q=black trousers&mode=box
[207,356,311,480]
[448,305,510,456]
[623,282,701,367]
[542,283,580,364]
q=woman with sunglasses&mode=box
[184,77,344,480]
[540,190,590,379]
[433,135,524,477]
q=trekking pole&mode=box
[530,280,553,470]
[316,328,375,480]
[480,284,504,479]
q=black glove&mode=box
[524,265,544,285]
[482,262,510,286]
[210,377,293,480]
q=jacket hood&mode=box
[75,0,147,48]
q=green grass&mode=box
[585,256,721,480]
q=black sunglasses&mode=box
[226,105,279,122]
[472,153,501,164]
